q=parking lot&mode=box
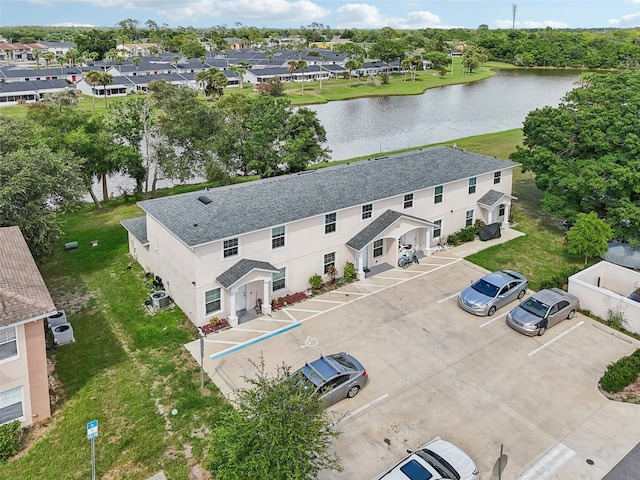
[185,254,640,480]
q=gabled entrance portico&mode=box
[346,209,437,280]
[477,190,516,228]
[216,259,280,326]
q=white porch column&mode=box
[228,288,238,326]
[425,228,431,255]
[502,203,511,229]
[262,280,272,315]
[488,209,494,224]
[357,250,366,281]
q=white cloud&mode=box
[495,19,569,29]
[336,3,450,29]
[607,11,640,26]
[51,22,95,27]
[27,0,329,22]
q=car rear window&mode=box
[471,279,499,297]
[399,459,433,479]
[328,354,357,370]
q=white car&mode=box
[373,438,479,480]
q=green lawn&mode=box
[0,127,586,479]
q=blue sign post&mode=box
[87,420,98,480]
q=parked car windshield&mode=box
[471,279,499,297]
[289,370,316,394]
[519,297,549,318]
[416,450,460,480]
[328,353,356,370]
[399,459,434,479]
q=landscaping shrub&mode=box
[309,274,323,291]
[447,226,476,246]
[601,351,640,393]
[473,219,486,235]
[538,265,582,290]
[343,262,356,281]
[0,420,22,463]
[380,72,390,84]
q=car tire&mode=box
[568,309,576,319]
[346,386,360,398]
[488,306,497,316]
[537,326,547,336]
[517,289,526,300]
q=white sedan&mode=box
[373,437,479,480]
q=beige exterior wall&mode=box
[1,320,50,427]
[128,168,515,326]
[569,261,640,334]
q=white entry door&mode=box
[235,284,247,312]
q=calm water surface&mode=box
[95,69,581,198]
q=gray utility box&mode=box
[47,310,67,329]
[150,291,170,310]
[52,323,75,345]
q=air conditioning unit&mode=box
[52,323,75,346]
[47,310,67,329]
[150,291,170,310]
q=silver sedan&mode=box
[506,288,580,336]
[457,270,528,316]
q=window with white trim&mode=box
[0,386,23,425]
[468,177,477,194]
[272,267,286,292]
[465,210,474,227]
[325,213,336,234]
[434,185,443,204]
[0,326,18,362]
[433,220,442,238]
[499,204,505,217]
[223,238,239,258]
[494,171,502,184]
[323,252,336,274]
[362,204,373,220]
[271,226,285,249]
[373,239,384,257]
[205,288,221,315]
[403,193,414,209]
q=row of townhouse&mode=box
[122,147,519,328]
[0,227,55,428]
[0,41,76,61]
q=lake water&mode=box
[93,69,582,199]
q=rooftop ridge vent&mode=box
[198,195,213,205]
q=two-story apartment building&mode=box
[0,226,56,427]
[122,147,519,328]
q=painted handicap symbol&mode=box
[300,335,318,349]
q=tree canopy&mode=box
[205,360,342,480]
[510,72,640,242]
[566,212,613,264]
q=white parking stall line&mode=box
[528,321,584,357]
[231,328,272,334]
[479,312,508,328]
[285,308,323,313]
[205,339,242,345]
[308,299,347,304]
[353,283,387,288]
[437,291,462,304]
[516,442,576,480]
[335,394,389,425]
[257,317,296,323]
[282,308,298,322]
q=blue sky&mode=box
[3,1,640,30]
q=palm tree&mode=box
[318,53,327,92]
[172,55,180,72]
[84,70,102,112]
[87,51,99,66]
[131,56,141,75]
[199,55,206,69]
[287,60,298,90]
[195,68,227,99]
[297,60,308,93]
[44,52,55,68]
[57,56,65,73]
[98,71,113,109]
[353,58,363,86]
[344,59,357,87]
[195,69,210,97]
[3,49,11,65]
[401,58,411,82]
[33,49,41,68]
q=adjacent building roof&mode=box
[216,259,279,289]
[0,226,57,328]
[121,217,148,245]
[137,147,519,249]
[0,79,71,94]
[346,210,436,251]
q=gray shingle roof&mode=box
[346,210,435,251]
[477,189,512,208]
[0,226,56,327]
[137,147,519,248]
[121,217,148,245]
[216,259,279,288]
[0,79,71,94]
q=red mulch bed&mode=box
[199,318,230,335]
[271,292,309,310]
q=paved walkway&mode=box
[183,228,525,398]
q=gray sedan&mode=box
[506,288,580,336]
[457,270,528,316]
[290,352,368,407]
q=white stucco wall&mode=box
[568,261,640,334]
